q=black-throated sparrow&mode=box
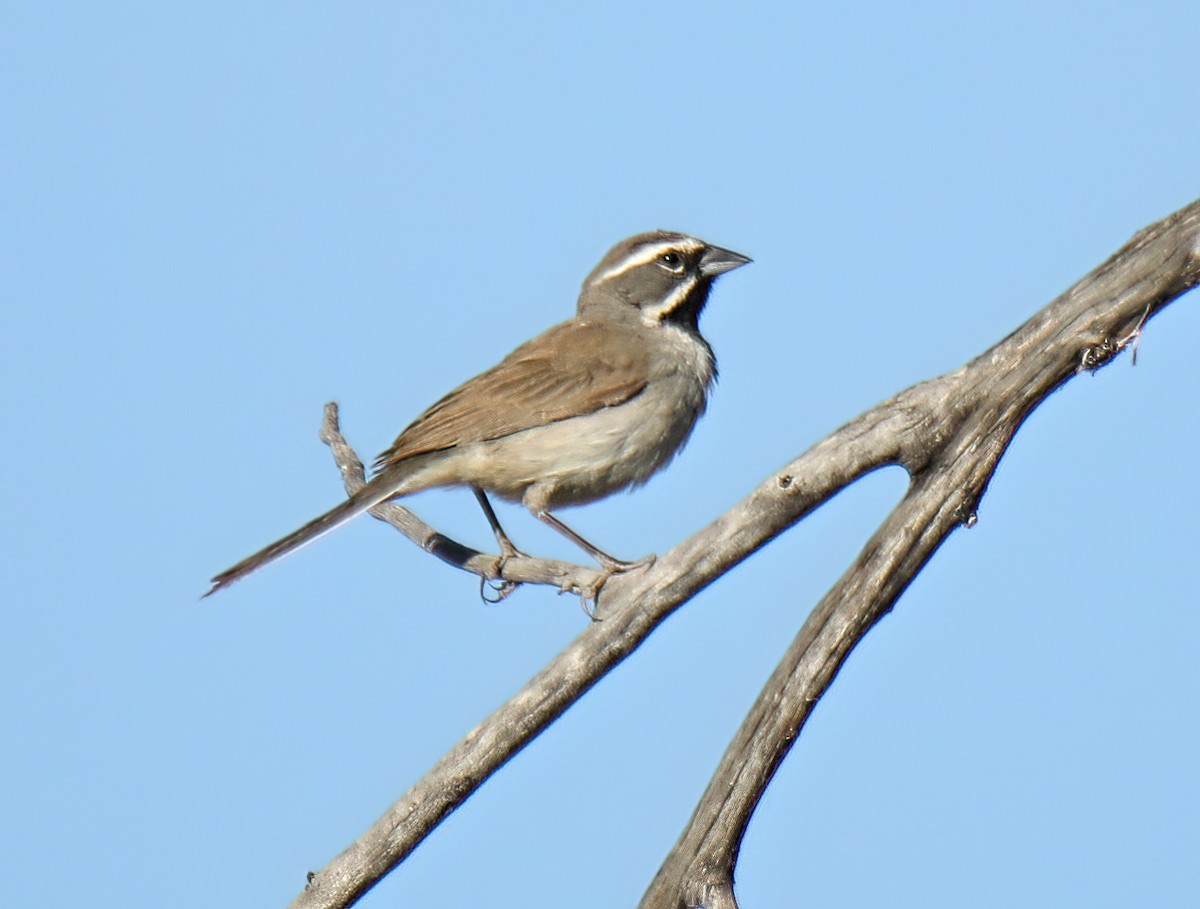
[207,231,749,595]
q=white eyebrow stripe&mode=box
[640,275,699,324]
[591,236,705,285]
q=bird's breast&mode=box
[467,327,714,509]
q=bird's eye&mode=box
[658,251,684,273]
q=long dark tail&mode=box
[205,478,405,597]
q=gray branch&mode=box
[288,198,1200,909]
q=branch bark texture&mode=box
[288,198,1200,909]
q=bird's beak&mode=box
[700,245,752,277]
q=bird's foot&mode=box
[497,536,528,565]
[570,553,656,620]
[480,539,527,604]
[572,572,608,620]
[481,573,521,604]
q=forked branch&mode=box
[638,199,1200,908]
[289,198,1200,909]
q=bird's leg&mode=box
[472,486,526,562]
[534,510,655,573]
[472,486,526,603]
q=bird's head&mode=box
[578,231,751,331]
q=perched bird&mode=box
[207,230,750,595]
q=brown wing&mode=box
[374,320,651,469]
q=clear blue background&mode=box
[4,2,1197,906]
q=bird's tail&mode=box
[204,478,405,597]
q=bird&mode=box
[206,230,750,596]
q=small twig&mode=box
[1125,303,1151,366]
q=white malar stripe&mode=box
[640,275,698,325]
[591,236,705,285]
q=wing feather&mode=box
[374,320,650,469]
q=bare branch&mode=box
[288,198,1200,909]
[638,198,1200,908]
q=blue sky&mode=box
[3,2,1198,906]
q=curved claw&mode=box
[572,571,609,620]
[479,542,529,604]
[481,574,521,604]
[570,554,655,620]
